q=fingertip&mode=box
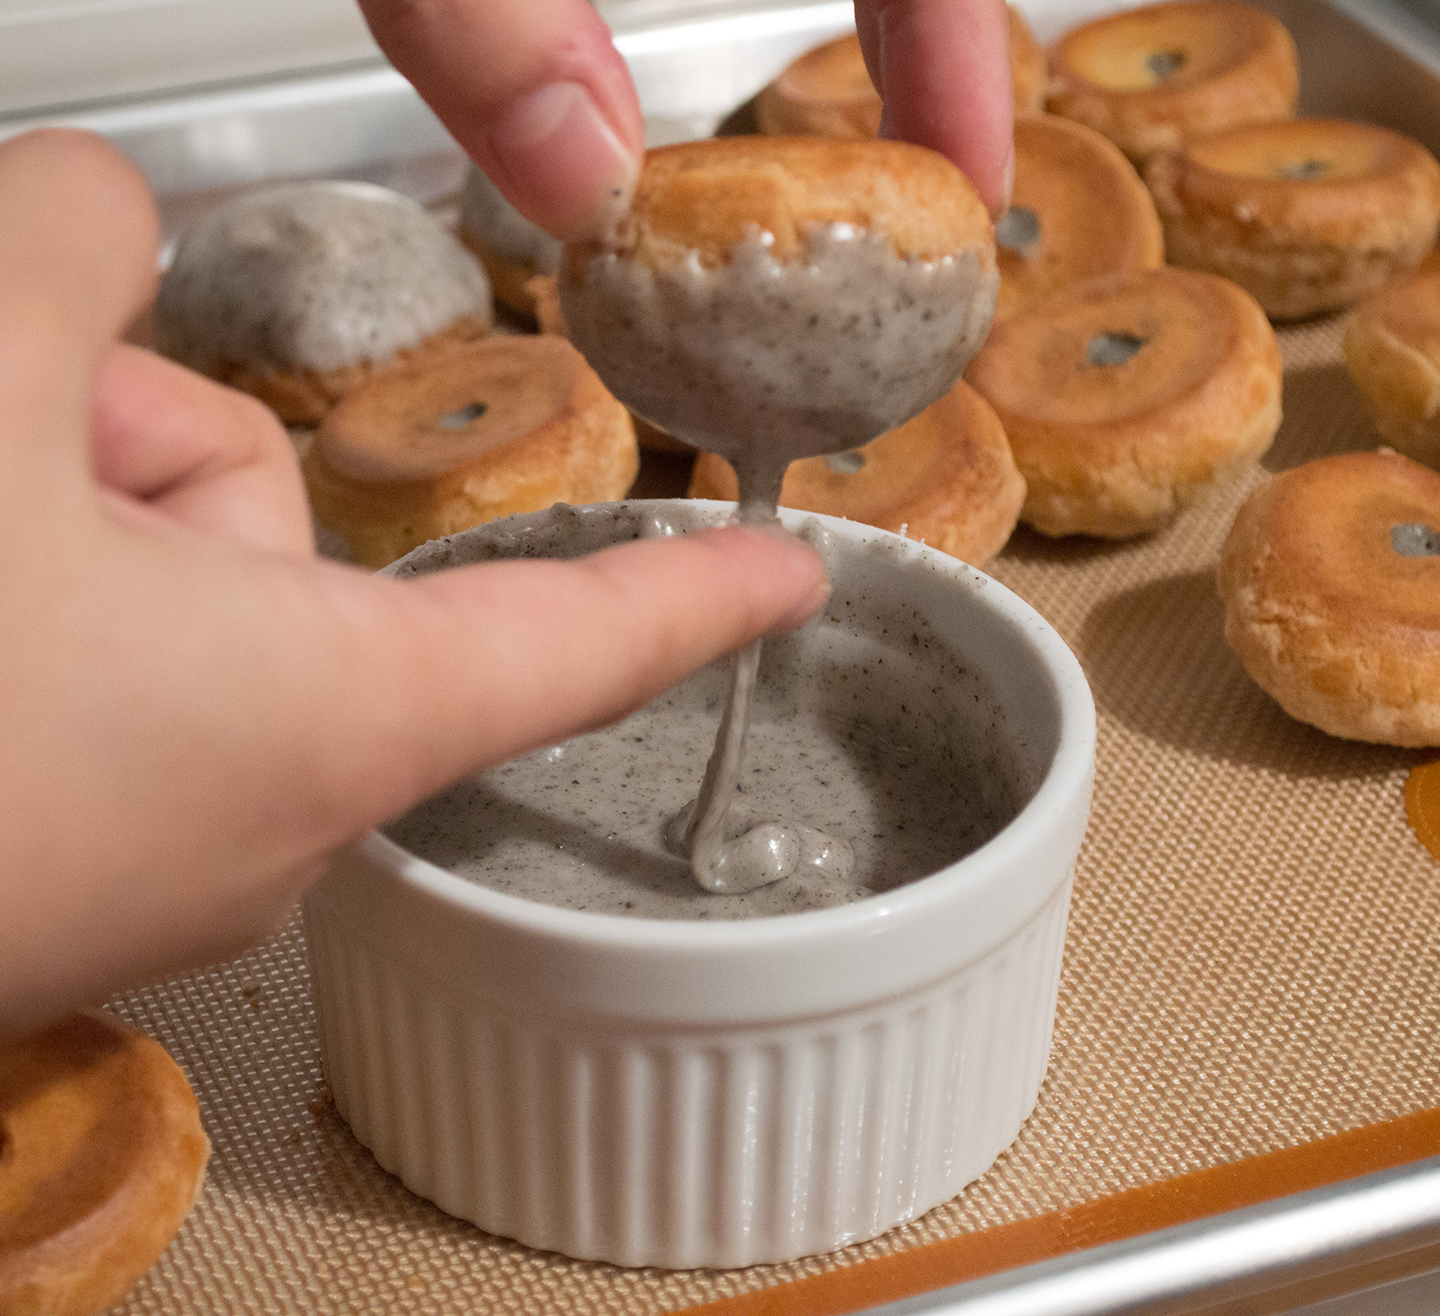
[482,80,640,242]
[0,128,161,347]
[961,123,1015,220]
[1,127,153,213]
[998,143,1016,220]
[865,0,1014,218]
[293,516,835,838]
[357,0,643,243]
[880,90,1013,219]
[689,523,831,632]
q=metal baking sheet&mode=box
[9,0,1440,1311]
[3,0,1438,229]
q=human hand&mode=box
[0,128,828,1035]
[355,0,1015,232]
[855,0,1015,215]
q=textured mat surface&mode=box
[108,312,1440,1313]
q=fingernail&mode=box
[734,525,830,630]
[486,81,637,243]
[777,567,832,632]
[997,147,1015,220]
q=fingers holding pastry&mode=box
[356,0,643,241]
[855,0,1014,216]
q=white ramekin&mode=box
[303,502,1095,1269]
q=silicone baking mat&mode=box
[104,308,1440,1313]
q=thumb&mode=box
[357,0,643,241]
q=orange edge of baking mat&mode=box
[1407,759,1440,864]
[671,1104,1440,1316]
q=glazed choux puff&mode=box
[154,181,493,426]
[1345,251,1440,466]
[996,114,1165,319]
[558,136,998,468]
[688,380,1026,565]
[1218,449,1440,745]
[0,1012,210,1316]
[524,272,692,454]
[1047,0,1299,164]
[1147,119,1440,319]
[966,266,1281,538]
[303,335,638,568]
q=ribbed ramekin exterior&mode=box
[304,872,1071,1269]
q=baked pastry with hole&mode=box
[1344,251,1440,466]
[0,1011,209,1316]
[996,114,1165,319]
[154,180,493,426]
[966,266,1281,537]
[1218,449,1440,745]
[688,379,1024,564]
[303,335,638,567]
[756,32,881,140]
[1147,118,1440,319]
[1046,0,1298,164]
